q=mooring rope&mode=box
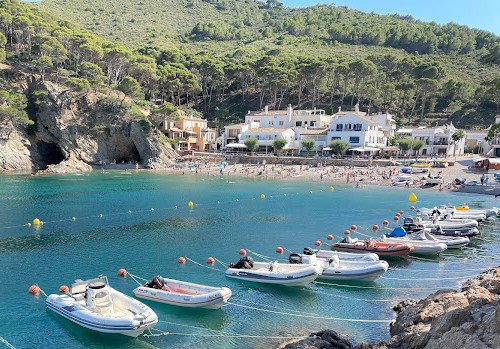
[126,272,147,287]
[144,327,307,339]
[226,301,393,323]
[0,336,16,349]
[313,280,437,291]
[380,274,477,281]
[184,257,224,272]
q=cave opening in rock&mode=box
[113,145,141,164]
[37,141,65,167]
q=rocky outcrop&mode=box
[0,121,32,171]
[1,80,178,173]
[280,267,500,349]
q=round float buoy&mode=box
[344,230,350,235]
[29,285,40,295]
[178,257,186,264]
[207,257,215,264]
[350,224,357,231]
[59,285,69,293]
[314,240,322,246]
[393,216,399,221]
[188,201,194,207]
[372,225,379,231]
[416,209,421,213]
[239,249,247,255]
[409,192,417,203]
[399,210,404,215]
[33,218,40,226]
[410,206,415,210]
[326,234,334,240]
[260,194,265,199]
[118,268,127,277]
[72,217,76,221]
[395,212,401,217]
[383,220,389,226]
[276,246,284,253]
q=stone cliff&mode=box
[281,266,500,349]
[0,81,177,173]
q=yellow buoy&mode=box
[188,201,193,207]
[260,194,265,199]
[33,218,40,226]
[330,186,334,191]
[409,192,417,203]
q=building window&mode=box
[296,121,302,127]
[349,137,359,144]
[354,123,362,131]
[310,121,316,127]
[279,121,284,126]
[331,137,341,141]
[336,124,343,131]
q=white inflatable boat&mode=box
[292,251,389,282]
[46,276,158,337]
[225,256,322,286]
[133,275,232,309]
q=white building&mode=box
[395,122,464,157]
[245,105,331,129]
[465,129,489,155]
[296,127,329,153]
[239,127,296,152]
[327,105,388,149]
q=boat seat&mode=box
[72,293,86,304]
[91,290,114,314]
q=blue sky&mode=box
[281,0,500,35]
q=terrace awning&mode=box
[348,147,380,152]
[225,143,247,149]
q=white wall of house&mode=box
[396,124,465,157]
[240,128,295,148]
[327,113,386,147]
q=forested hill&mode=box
[19,0,500,127]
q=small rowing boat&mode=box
[46,276,158,337]
[225,256,322,286]
[133,275,232,309]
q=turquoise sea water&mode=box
[0,172,498,349]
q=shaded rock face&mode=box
[4,81,177,174]
[280,330,353,349]
[280,267,500,349]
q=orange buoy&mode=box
[326,234,334,240]
[178,256,186,264]
[395,212,401,217]
[399,210,404,214]
[314,240,322,246]
[416,209,421,213]
[59,285,69,293]
[276,246,284,253]
[207,257,215,264]
[372,225,379,231]
[344,229,350,235]
[393,216,399,221]
[382,220,389,225]
[118,268,127,277]
[29,285,40,295]
[350,224,357,231]
[239,249,247,255]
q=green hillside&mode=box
[17,0,500,128]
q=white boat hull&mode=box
[315,249,379,261]
[46,285,157,337]
[133,278,232,309]
[225,262,322,286]
[384,237,447,254]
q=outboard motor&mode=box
[229,256,254,269]
[289,253,302,264]
[147,275,165,289]
[303,247,315,255]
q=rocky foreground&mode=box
[281,267,500,349]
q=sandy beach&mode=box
[129,154,500,196]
